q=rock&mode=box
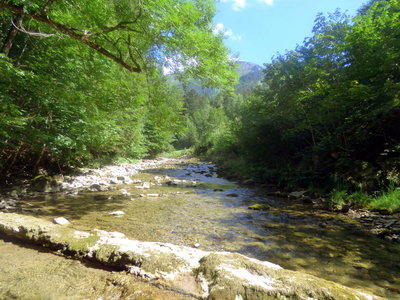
[120,189,131,196]
[0,213,378,300]
[7,199,17,207]
[274,191,288,197]
[93,195,109,201]
[30,176,52,193]
[288,191,307,199]
[194,243,201,248]
[0,200,9,210]
[90,184,102,191]
[146,194,160,197]
[142,182,151,189]
[226,193,238,197]
[9,190,18,198]
[318,221,328,228]
[302,196,314,204]
[242,179,255,185]
[108,231,126,239]
[109,211,125,216]
[248,203,272,211]
[74,231,91,239]
[53,217,69,225]
[383,220,397,228]
[117,176,126,181]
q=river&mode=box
[3,157,400,299]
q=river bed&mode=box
[8,157,400,299]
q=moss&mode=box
[198,253,374,300]
[94,244,121,264]
[67,235,100,253]
[139,250,187,274]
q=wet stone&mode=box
[53,217,69,225]
[109,210,125,216]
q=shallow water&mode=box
[16,158,400,299]
[0,234,193,299]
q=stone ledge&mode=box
[0,212,382,300]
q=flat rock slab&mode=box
[0,212,382,300]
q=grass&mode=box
[161,148,193,158]
[326,185,400,213]
[327,189,348,210]
[369,186,400,213]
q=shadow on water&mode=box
[16,192,128,221]
[14,158,400,298]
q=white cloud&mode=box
[213,23,243,41]
[221,0,273,11]
[221,0,247,11]
[259,0,273,5]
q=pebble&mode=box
[53,217,69,225]
[120,189,131,196]
[109,211,125,216]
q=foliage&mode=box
[0,0,237,86]
[190,0,400,196]
[0,0,234,183]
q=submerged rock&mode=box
[248,203,272,211]
[0,212,383,300]
[226,193,239,197]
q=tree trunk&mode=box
[1,13,23,56]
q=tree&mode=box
[0,0,235,87]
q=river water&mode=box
[6,157,400,299]
[0,234,193,299]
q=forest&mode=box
[1,0,399,212]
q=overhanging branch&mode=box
[0,1,142,73]
[12,18,57,38]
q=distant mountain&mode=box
[235,61,264,91]
[169,61,264,96]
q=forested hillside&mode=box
[181,0,400,211]
[0,0,235,183]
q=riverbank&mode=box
[209,156,400,243]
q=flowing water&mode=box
[0,234,194,299]
[8,158,400,299]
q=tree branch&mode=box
[12,18,57,38]
[0,1,142,73]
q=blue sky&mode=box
[214,0,368,65]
